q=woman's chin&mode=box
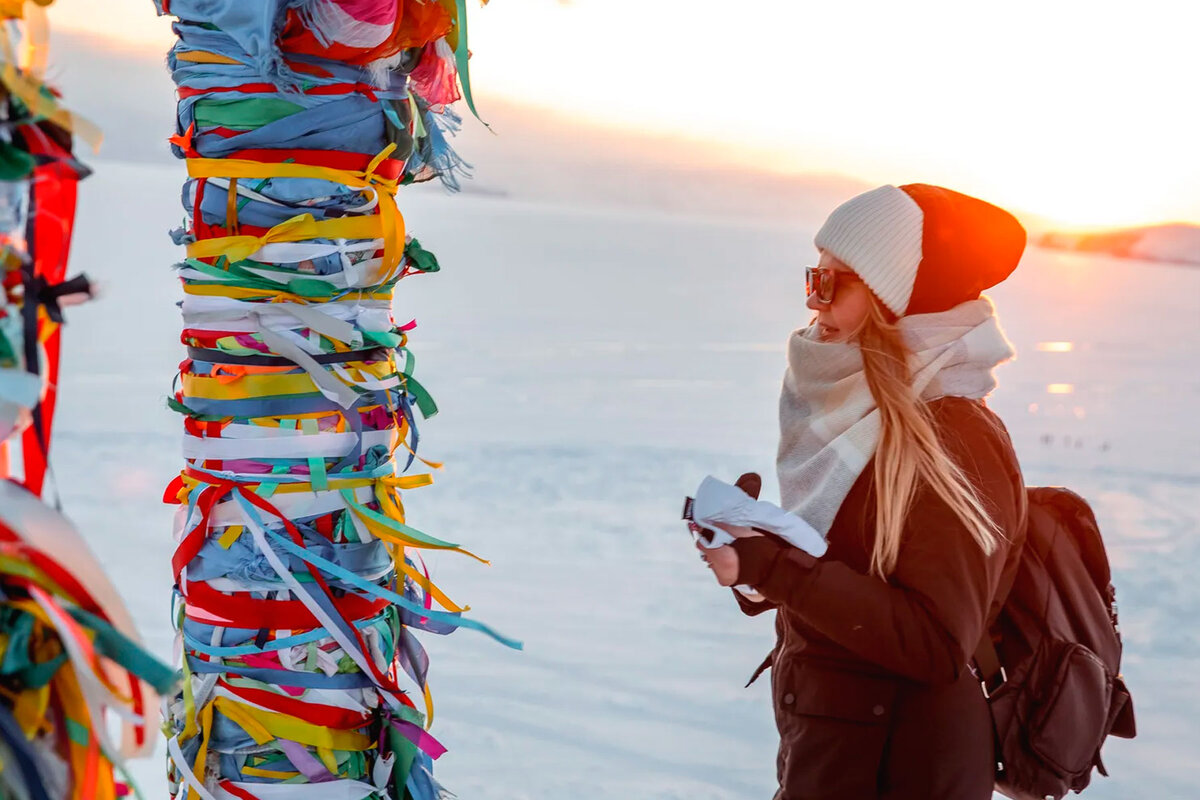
[817,324,842,342]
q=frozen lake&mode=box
[48,160,1200,798]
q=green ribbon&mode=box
[399,370,437,419]
[389,723,419,794]
[0,608,69,688]
[66,606,178,695]
[0,140,36,180]
[404,239,441,274]
[454,0,489,127]
[362,329,404,349]
[184,258,400,301]
[192,97,303,130]
[65,717,91,747]
[166,396,226,421]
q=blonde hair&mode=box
[854,294,1001,578]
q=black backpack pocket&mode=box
[1022,638,1114,788]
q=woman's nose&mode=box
[806,292,826,312]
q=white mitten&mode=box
[690,475,828,557]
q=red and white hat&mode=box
[814,184,1026,316]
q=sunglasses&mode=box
[686,519,718,546]
[805,266,860,304]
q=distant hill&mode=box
[1038,224,1200,266]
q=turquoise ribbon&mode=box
[66,606,178,695]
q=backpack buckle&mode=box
[981,666,1007,700]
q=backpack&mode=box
[974,486,1137,800]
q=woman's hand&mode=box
[696,541,740,587]
[697,521,764,585]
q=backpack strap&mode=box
[974,633,1005,698]
[973,484,1029,696]
[974,633,1007,776]
[972,486,1027,777]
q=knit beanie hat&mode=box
[813,184,1026,316]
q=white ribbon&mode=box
[178,254,387,290]
[330,363,401,392]
[181,297,390,338]
[257,324,360,409]
[174,484,376,535]
[182,428,394,460]
[212,780,381,800]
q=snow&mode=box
[39,155,1200,799]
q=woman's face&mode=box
[807,252,873,343]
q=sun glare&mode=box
[48,1,175,50]
[45,0,1200,230]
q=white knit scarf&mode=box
[776,296,1015,535]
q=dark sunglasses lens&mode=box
[820,270,835,302]
[688,522,714,545]
[805,267,838,303]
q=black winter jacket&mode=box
[731,397,1027,800]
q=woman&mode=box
[699,184,1029,799]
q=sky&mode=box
[43,0,1200,229]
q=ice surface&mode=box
[46,158,1200,799]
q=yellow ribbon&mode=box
[174,49,241,66]
[186,144,405,274]
[182,359,394,400]
[185,701,214,800]
[423,681,435,729]
[241,766,300,779]
[217,524,244,549]
[182,283,393,303]
[317,746,339,775]
[53,667,120,800]
[186,212,384,266]
[380,473,433,491]
[214,696,372,751]
[395,555,467,614]
[10,681,49,738]
[0,554,69,597]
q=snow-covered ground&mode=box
[48,160,1200,799]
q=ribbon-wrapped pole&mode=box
[153,2,514,798]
